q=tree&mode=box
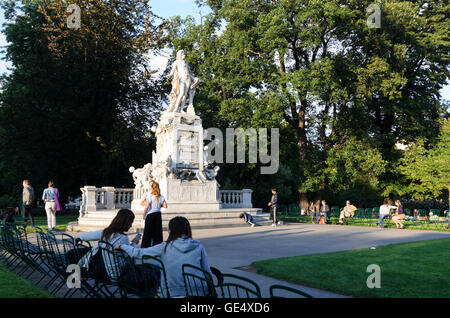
[400,118,450,206]
[168,0,448,208]
[0,0,167,200]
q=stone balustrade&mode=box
[79,186,252,216]
[79,186,134,217]
[219,189,253,209]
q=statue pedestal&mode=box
[159,178,221,212]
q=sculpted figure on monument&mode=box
[129,163,152,188]
[166,50,199,114]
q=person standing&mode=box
[268,188,280,227]
[141,181,166,248]
[309,201,317,223]
[392,200,406,229]
[42,180,60,231]
[320,200,330,224]
[377,199,396,228]
[22,179,35,228]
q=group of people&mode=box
[337,199,407,229]
[2,179,61,231]
[75,180,211,298]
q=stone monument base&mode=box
[69,208,270,232]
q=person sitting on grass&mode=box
[338,200,357,224]
[392,200,406,229]
[240,212,255,227]
[116,216,213,298]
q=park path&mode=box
[20,223,450,298]
[189,223,450,297]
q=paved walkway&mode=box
[16,223,450,298]
[187,222,450,297]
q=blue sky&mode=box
[0,1,448,100]
[150,0,209,20]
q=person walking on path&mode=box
[392,200,406,229]
[22,179,35,228]
[268,188,280,227]
[377,199,397,228]
[141,181,166,248]
[116,216,212,298]
[42,180,60,231]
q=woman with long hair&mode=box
[392,200,406,229]
[42,180,60,231]
[116,216,212,298]
[141,181,167,248]
[76,209,139,274]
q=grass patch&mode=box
[0,261,53,298]
[278,215,450,232]
[15,215,78,233]
[252,238,450,298]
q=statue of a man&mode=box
[167,50,199,114]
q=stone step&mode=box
[71,209,271,232]
[68,216,272,232]
[82,208,261,218]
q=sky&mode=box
[0,0,448,101]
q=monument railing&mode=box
[219,189,253,209]
[79,186,252,216]
[79,186,134,216]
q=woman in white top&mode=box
[141,181,167,248]
[76,208,139,279]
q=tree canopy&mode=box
[0,0,167,200]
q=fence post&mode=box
[242,189,253,208]
[83,186,98,212]
[102,187,116,210]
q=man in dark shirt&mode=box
[268,188,280,227]
[22,179,35,228]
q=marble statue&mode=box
[129,163,152,189]
[167,50,199,114]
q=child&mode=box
[240,212,255,227]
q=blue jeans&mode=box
[378,214,389,228]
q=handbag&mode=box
[53,188,61,212]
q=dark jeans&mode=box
[313,212,327,223]
[24,204,35,227]
[141,212,163,248]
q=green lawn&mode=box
[16,215,78,233]
[0,261,53,298]
[278,215,450,232]
[253,238,450,298]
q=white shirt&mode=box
[379,205,396,215]
[144,194,166,217]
